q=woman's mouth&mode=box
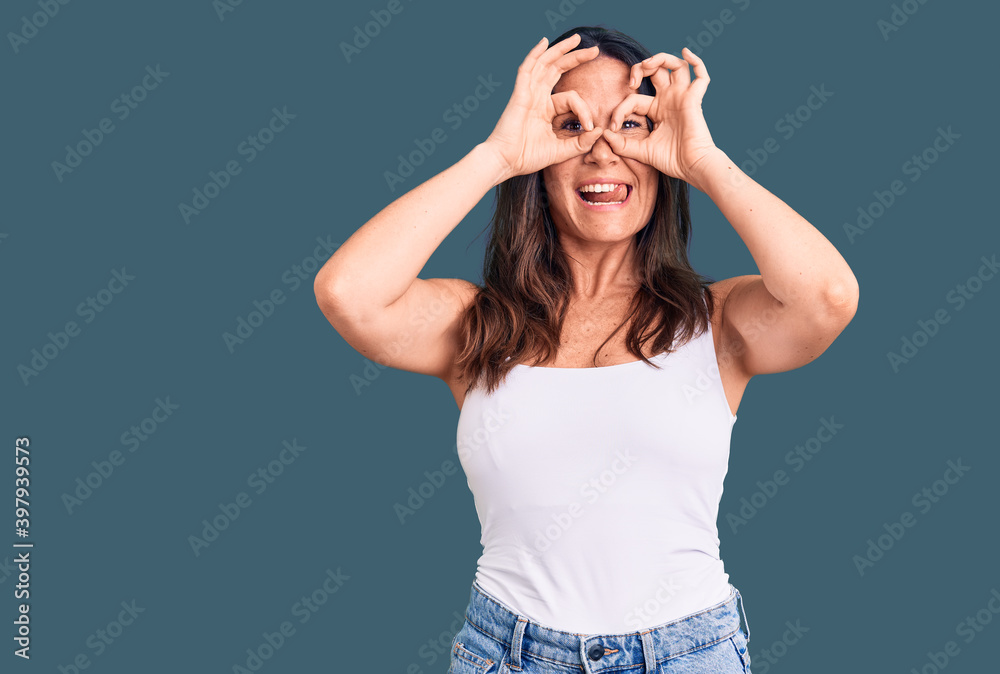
[576,183,632,210]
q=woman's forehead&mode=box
[554,57,634,114]
[556,55,630,90]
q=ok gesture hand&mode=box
[601,47,720,192]
[484,33,605,180]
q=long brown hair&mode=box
[456,25,716,396]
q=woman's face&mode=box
[542,55,659,246]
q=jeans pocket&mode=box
[729,629,751,673]
[449,640,499,674]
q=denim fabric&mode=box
[448,580,751,674]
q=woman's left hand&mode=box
[602,47,720,191]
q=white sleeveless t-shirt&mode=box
[455,317,738,634]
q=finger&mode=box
[601,128,645,163]
[513,38,551,98]
[535,35,598,92]
[681,47,711,99]
[551,90,595,131]
[551,44,600,74]
[518,36,549,74]
[539,32,584,67]
[560,127,605,161]
[549,127,604,166]
[608,93,653,132]
[630,52,688,91]
[518,34,576,90]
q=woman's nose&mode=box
[586,131,618,162]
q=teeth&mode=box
[578,183,622,193]
[582,198,624,205]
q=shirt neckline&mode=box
[511,350,672,371]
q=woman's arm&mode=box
[314,34,604,379]
[312,142,509,379]
[603,47,858,378]
[317,33,604,316]
[315,142,508,313]
[691,146,860,377]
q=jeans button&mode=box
[588,643,604,661]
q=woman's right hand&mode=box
[483,33,605,180]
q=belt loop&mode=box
[735,588,750,643]
[577,637,595,674]
[640,629,657,674]
[508,616,528,671]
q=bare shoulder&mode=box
[317,275,481,383]
[706,271,857,377]
[432,277,480,307]
[403,277,481,376]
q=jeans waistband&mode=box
[466,580,750,674]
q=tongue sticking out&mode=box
[580,184,629,203]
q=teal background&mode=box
[2,0,998,672]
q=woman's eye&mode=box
[558,118,645,131]
[559,119,645,131]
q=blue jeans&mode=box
[449,580,752,673]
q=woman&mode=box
[316,25,857,674]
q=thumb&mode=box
[556,127,605,162]
[601,128,640,161]
[574,127,606,153]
